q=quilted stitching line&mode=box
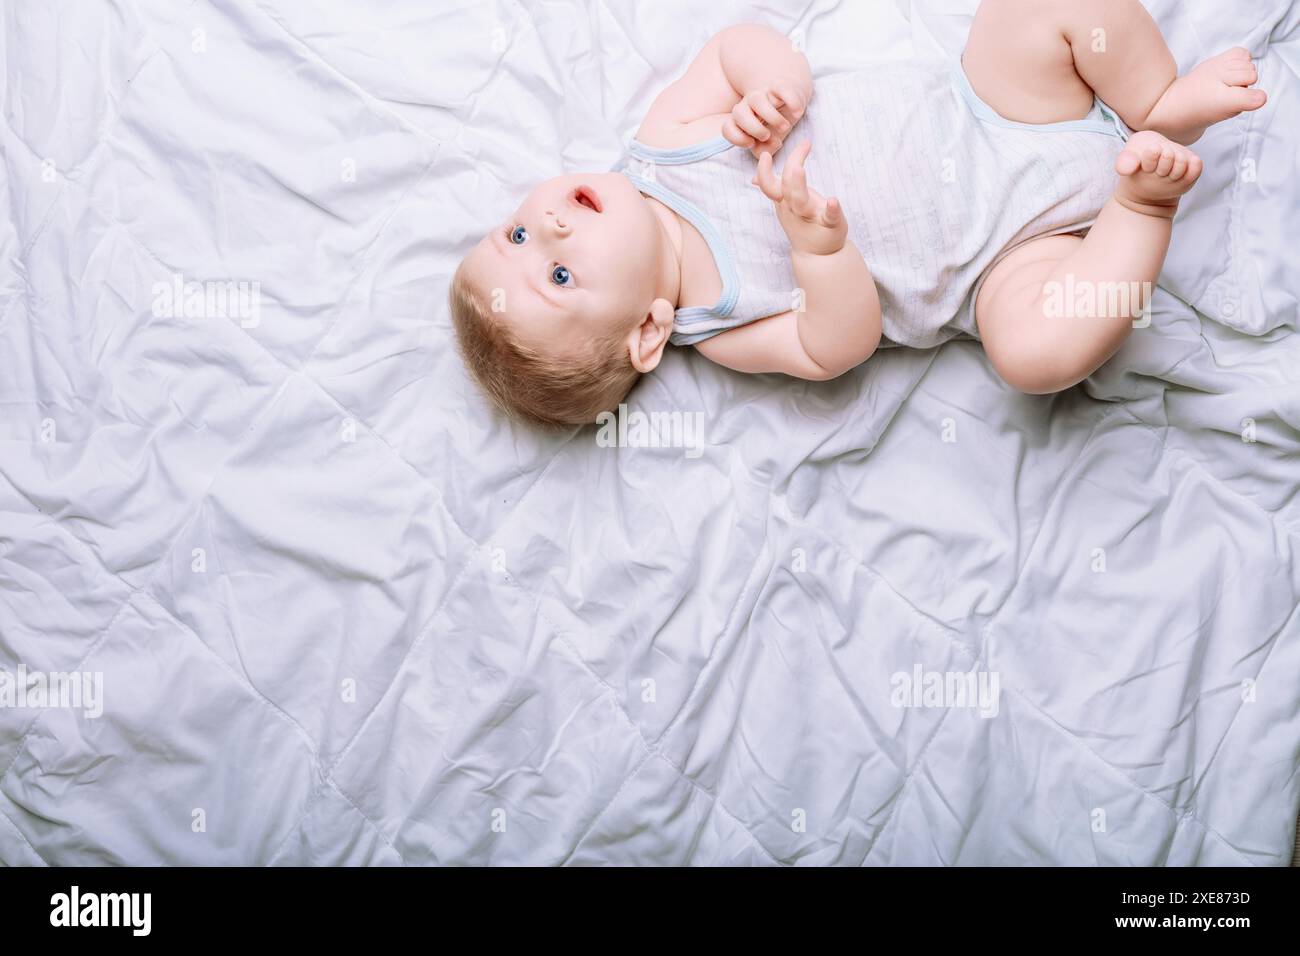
[472,516,791,865]
[0,176,627,859]
[246,0,443,148]
[858,645,1259,866]
[262,775,407,867]
[318,775,409,866]
[995,679,1257,866]
[639,522,780,752]
[1,46,163,259]
[316,537,480,782]
[860,700,962,865]
[982,527,1285,866]
[0,577,140,789]
[1114,403,1300,545]
[0,376,336,862]
[759,516,981,864]
[961,398,1288,863]
[543,622,784,866]
[151,363,505,863]
[666,754,785,865]
[1111,402,1300,854]
[47,227,609,865]
[195,2,615,556]
[529,471,988,864]
[565,722,786,869]
[131,589,413,865]
[69,137,439,389]
[773,499,972,642]
[556,749,658,866]
[118,457,415,868]
[261,776,328,866]
[249,0,638,546]
[155,275,744,871]
[308,490,788,867]
[59,75,506,577]
[295,145,443,372]
[47,5,449,415]
[764,513,1262,865]
[0,45,163,343]
[314,571,660,865]
[765,390,1133,645]
[0,488,409,867]
[262,391,639,866]
[980,401,1138,628]
[1185,598,1300,827]
[43,111,492,826]
[604,539,795,862]
[770,504,992,863]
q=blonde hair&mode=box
[448,258,642,428]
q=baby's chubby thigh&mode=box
[961,0,1098,125]
[973,233,1096,394]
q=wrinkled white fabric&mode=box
[0,0,1297,866]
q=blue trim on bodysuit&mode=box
[610,57,1129,348]
[627,136,735,165]
[619,167,740,344]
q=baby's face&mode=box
[462,172,663,357]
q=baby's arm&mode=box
[636,24,813,156]
[695,142,881,380]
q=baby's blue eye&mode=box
[551,265,572,286]
[509,225,528,244]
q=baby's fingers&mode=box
[721,116,757,150]
[752,150,783,202]
[781,140,814,214]
[730,100,771,143]
[748,91,790,139]
[770,82,806,122]
[821,196,843,228]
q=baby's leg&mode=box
[975,132,1201,394]
[965,0,1267,143]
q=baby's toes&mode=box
[1224,46,1252,65]
[1223,59,1257,84]
[1226,85,1268,111]
[1155,146,1177,177]
[1140,144,1163,173]
[1168,148,1189,181]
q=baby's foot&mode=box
[1145,48,1268,145]
[1113,131,1203,218]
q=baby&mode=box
[450,0,1267,427]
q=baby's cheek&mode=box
[604,289,639,328]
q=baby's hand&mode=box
[752,140,846,257]
[722,83,806,158]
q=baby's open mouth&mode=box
[572,185,602,213]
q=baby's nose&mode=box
[545,210,570,235]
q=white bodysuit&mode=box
[615,56,1130,349]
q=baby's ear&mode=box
[627,298,675,374]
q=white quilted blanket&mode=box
[2,0,1298,865]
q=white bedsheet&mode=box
[1,0,1298,865]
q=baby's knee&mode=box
[984,335,1088,395]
